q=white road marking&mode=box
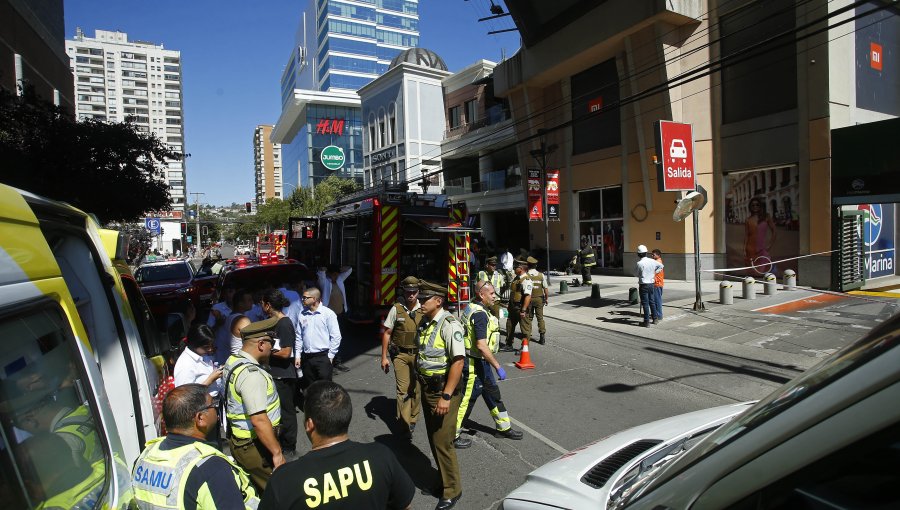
[509,417,568,454]
[746,337,777,348]
[802,348,838,358]
[685,321,709,328]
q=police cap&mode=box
[514,258,528,267]
[485,256,498,265]
[241,316,280,340]
[418,280,447,298]
[526,256,539,265]
[400,276,420,291]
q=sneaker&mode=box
[453,436,472,449]
[494,428,523,440]
[499,344,515,352]
[641,321,650,327]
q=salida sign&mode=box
[654,120,696,191]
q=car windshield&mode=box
[135,263,192,283]
[619,317,900,506]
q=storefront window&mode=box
[578,186,624,268]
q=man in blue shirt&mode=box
[296,287,342,383]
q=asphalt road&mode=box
[288,315,793,510]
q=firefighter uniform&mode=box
[578,241,597,285]
[416,281,466,504]
[132,437,260,510]
[476,256,506,320]
[223,317,283,490]
[504,260,533,349]
[526,256,549,345]
[384,276,423,435]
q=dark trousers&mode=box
[460,359,509,431]
[581,264,593,284]
[653,286,664,319]
[639,283,656,323]
[274,377,298,451]
[301,351,333,383]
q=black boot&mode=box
[538,333,546,345]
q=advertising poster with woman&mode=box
[723,167,800,276]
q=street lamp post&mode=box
[190,192,204,250]
[530,130,557,282]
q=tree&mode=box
[290,175,361,217]
[106,221,157,265]
[0,86,176,223]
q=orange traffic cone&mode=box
[514,337,536,370]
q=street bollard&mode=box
[764,273,777,296]
[559,280,568,294]
[783,269,796,290]
[629,287,638,305]
[720,281,733,305]
[742,277,756,300]
[591,283,602,299]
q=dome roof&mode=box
[389,48,448,71]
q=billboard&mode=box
[858,203,895,279]
[546,170,560,220]
[527,169,542,221]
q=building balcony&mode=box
[443,104,511,140]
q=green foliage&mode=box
[0,86,175,223]
[290,175,361,217]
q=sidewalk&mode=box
[537,273,900,372]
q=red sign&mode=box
[588,96,603,113]
[546,170,560,219]
[527,169,543,221]
[315,118,345,136]
[147,210,184,219]
[655,120,696,191]
[871,42,883,71]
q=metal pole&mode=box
[542,165,551,284]
[190,192,205,251]
[692,208,705,311]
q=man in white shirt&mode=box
[633,244,664,327]
[317,264,352,317]
[295,287,342,384]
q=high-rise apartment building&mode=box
[274,0,419,191]
[253,125,283,205]
[65,29,187,209]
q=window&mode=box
[578,186,624,268]
[570,58,621,153]
[379,120,386,147]
[448,106,461,129]
[0,303,109,508]
[376,29,418,47]
[464,100,477,125]
[369,125,376,151]
[325,19,377,39]
[377,13,418,31]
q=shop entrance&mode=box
[578,186,624,270]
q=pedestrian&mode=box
[132,384,259,510]
[173,324,224,395]
[318,264,352,372]
[258,381,415,510]
[261,289,299,460]
[477,256,506,320]
[295,287,342,384]
[652,248,665,323]
[502,259,533,351]
[498,246,514,276]
[207,284,235,341]
[526,256,549,345]
[380,276,423,440]
[634,245,664,327]
[415,279,466,510]
[577,238,597,286]
[223,316,284,490]
[223,288,255,364]
[455,281,523,449]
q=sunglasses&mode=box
[301,295,315,301]
[197,399,219,415]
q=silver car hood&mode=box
[502,402,754,510]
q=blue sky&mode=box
[63,0,521,206]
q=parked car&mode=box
[134,258,217,326]
[501,313,900,510]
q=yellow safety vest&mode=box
[462,302,500,358]
[223,355,281,439]
[132,437,260,510]
[36,459,105,510]
[477,269,505,291]
[53,405,102,465]
[390,302,420,348]
[416,312,461,376]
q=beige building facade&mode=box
[253,124,283,205]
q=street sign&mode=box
[654,121,696,191]
[546,170,560,220]
[527,169,543,221]
[320,145,345,171]
[145,217,161,235]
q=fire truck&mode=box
[287,216,326,269]
[319,185,479,323]
[257,230,287,261]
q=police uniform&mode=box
[504,260,533,349]
[415,280,466,504]
[383,276,423,436]
[578,242,597,285]
[526,256,549,345]
[476,256,506,320]
[133,436,260,510]
[223,317,282,490]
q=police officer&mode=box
[578,238,597,286]
[223,316,284,490]
[526,256,549,345]
[503,259,533,351]
[456,280,523,446]
[380,276,423,440]
[477,256,506,320]
[133,383,259,509]
[416,280,466,510]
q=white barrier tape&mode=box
[700,250,838,273]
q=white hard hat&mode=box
[637,244,648,254]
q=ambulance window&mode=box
[0,303,109,509]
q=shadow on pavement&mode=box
[561,297,631,308]
[643,346,794,383]
[334,321,380,367]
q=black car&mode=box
[210,257,314,305]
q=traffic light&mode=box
[202,226,208,236]
[245,202,252,213]
[180,222,187,235]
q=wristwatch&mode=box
[441,393,452,401]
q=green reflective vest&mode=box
[416,312,461,377]
[462,302,499,358]
[36,459,105,510]
[477,269,505,291]
[223,355,281,439]
[132,437,260,510]
[53,405,101,465]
